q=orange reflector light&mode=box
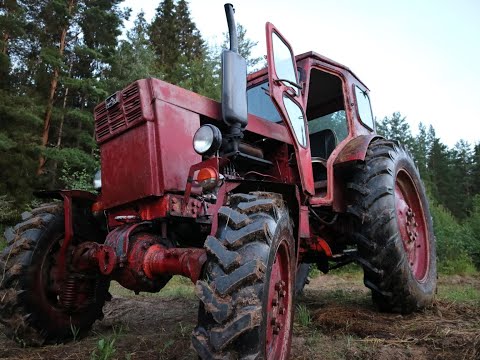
[91,201,104,213]
[195,167,219,190]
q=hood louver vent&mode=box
[94,82,146,143]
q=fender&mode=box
[34,190,98,284]
[334,134,383,166]
[215,180,304,262]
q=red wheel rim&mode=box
[265,239,292,360]
[395,169,429,282]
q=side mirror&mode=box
[221,4,248,131]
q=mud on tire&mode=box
[348,139,437,314]
[192,192,296,359]
[0,202,109,346]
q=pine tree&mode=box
[376,112,414,150]
[175,0,204,61]
[106,11,159,91]
[472,143,480,195]
[221,23,263,71]
[449,140,474,218]
[37,0,76,175]
[428,135,454,213]
[149,0,179,81]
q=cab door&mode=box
[266,23,314,196]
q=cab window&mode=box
[354,86,374,130]
[247,82,282,123]
[306,69,348,160]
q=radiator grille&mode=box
[94,82,145,143]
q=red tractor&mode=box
[0,4,436,359]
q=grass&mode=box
[296,304,312,327]
[437,283,480,304]
[0,224,7,251]
[109,276,195,298]
[438,256,478,276]
[91,325,124,360]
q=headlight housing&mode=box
[193,124,222,156]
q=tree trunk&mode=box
[37,0,76,175]
[1,33,9,55]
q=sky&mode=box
[123,0,480,147]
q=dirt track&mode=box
[0,273,479,360]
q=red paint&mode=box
[103,194,209,229]
[71,234,207,290]
[143,245,207,283]
[395,170,429,282]
[308,236,333,257]
[265,22,314,197]
[35,190,98,286]
[334,135,381,165]
[266,239,293,360]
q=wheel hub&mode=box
[395,170,429,282]
[266,241,291,359]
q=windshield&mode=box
[247,82,282,123]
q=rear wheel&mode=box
[348,140,436,313]
[0,202,109,346]
[192,192,296,359]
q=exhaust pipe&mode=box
[221,3,248,152]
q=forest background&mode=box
[0,0,479,273]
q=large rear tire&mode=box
[0,202,109,346]
[192,192,296,359]
[348,140,436,313]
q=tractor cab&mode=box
[248,26,376,207]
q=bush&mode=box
[464,195,480,269]
[430,201,477,274]
[0,194,19,224]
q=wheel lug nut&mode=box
[279,306,286,315]
[275,282,283,291]
[272,298,278,306]
[279,290,287,298]
[271,317,277,325]
[273,326,280,335]
[280,280,285,287]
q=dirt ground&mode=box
[0,273,479,360]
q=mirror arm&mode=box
[274,78,303,90]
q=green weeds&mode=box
[296,304,312,327]
[91,325,123,360]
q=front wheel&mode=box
[0,202,110,346]
[192,192,296,359]
[348,140,437,313]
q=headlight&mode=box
[93,170,102,191]
[193,124,222,156]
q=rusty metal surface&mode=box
[265,22,314,197]
[143,245,207,283]
[334,134,381,165]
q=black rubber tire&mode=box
[0,202,110,346]
[347,139,437,314]
[192,192,296,359]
